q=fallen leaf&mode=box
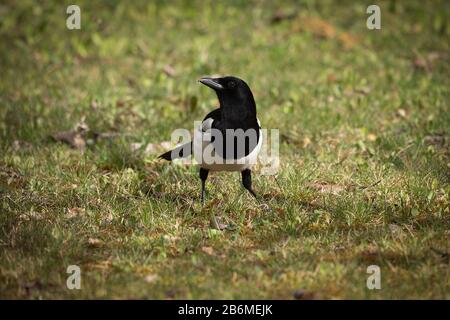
[338,32,359,49]
[0,165,24,187]
[306,182,346,195]
[396,108,407,118]
[201,246,214,256]
[354,87,371,95]
[66,207,85,218]
[52,131,86,150]
[343,88,354,97]
[293,289,318,300]
[412,52,443,72]
[88,260,112,271]
[389,223,404,235]
[21,280,44,297]
[359,246,379,262]
[160,141,172,150]
[163,235,180,242]
[163,64,176,77]
[144,274,158,283]
[52,118,89,150]
[327,74,337,83]
[271,10,297,24]
[210,216,234,231]
[90,99,100,109]
[292,16,336,39]
[88,238,103,248]
[413,57,429,71]
[302,137,311,148]
[102,212,114,223]
[424,134,449,148]
[258,203,271,212]
[12,140,32,152]
[19,211,45,221]
[165,289,178,299]
[343,87,371,97]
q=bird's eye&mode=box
[228,81,236,89]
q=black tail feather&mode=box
[158,149,173,161]
[158,142,192,161]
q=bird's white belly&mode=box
[193,119,262,172]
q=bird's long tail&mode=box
[158,142,192,161]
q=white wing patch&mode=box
[201,118,214,132]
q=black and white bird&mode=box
[159,76,262,204]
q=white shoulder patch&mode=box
[201,118,214,132]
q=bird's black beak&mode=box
[199,77,224,90]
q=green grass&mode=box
[0,0,449,299]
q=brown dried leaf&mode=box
[367,134,377,142]
[424,134,449,147]
[210,216,233,231]
[306,182,346,195]
[413,57,429,71]
[327,74,337,83]
[354,87,371,95]
[52,131,86,150]
[293,289,319,300]
[412,51,445,72]
[12,140,32,152]
[163,64,176,77]
[52,118,89,150]
[396,108,407,118]
[302,137,311,148]
[87,260,112,271]
[201,246,214,256]
[0,165,24,187]
[116,100,127,108]
[293,16,336,39]
[88,238,103,248]
[344,87,371,97]
[144,274,158,284]
[21,280,44,297]
[66,207,86,218]
[338,32,359,49]
[19,211,45,221]
[271,10,297,24]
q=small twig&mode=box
[358,179,383,190]
[274,175,283,191]
[395,142,414,157]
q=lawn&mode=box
[0,0,449,299]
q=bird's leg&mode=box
[241,169,274,212]
[200,168,209,205]
[200,168,219,227]
[241,169,258,199]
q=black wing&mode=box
[203,108,221,127]
[204,108,260,160]
[159,108,221,161]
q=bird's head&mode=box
[199,76,257,119]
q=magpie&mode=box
[159,76,262,204]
